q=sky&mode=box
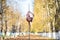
[6,0,34,17]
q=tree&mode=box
[11,25,16,33]
[55,0,60,32]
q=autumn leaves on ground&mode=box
[5,35,53,40]
[0,34,53,40]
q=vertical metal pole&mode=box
[28,4,30,11]
[28,3,30,40]
[28,22,31,40]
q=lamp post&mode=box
[26,11,34,40]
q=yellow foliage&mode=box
[4,6,22,31]
[31,0,52,32]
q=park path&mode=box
[4,34,53,40]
